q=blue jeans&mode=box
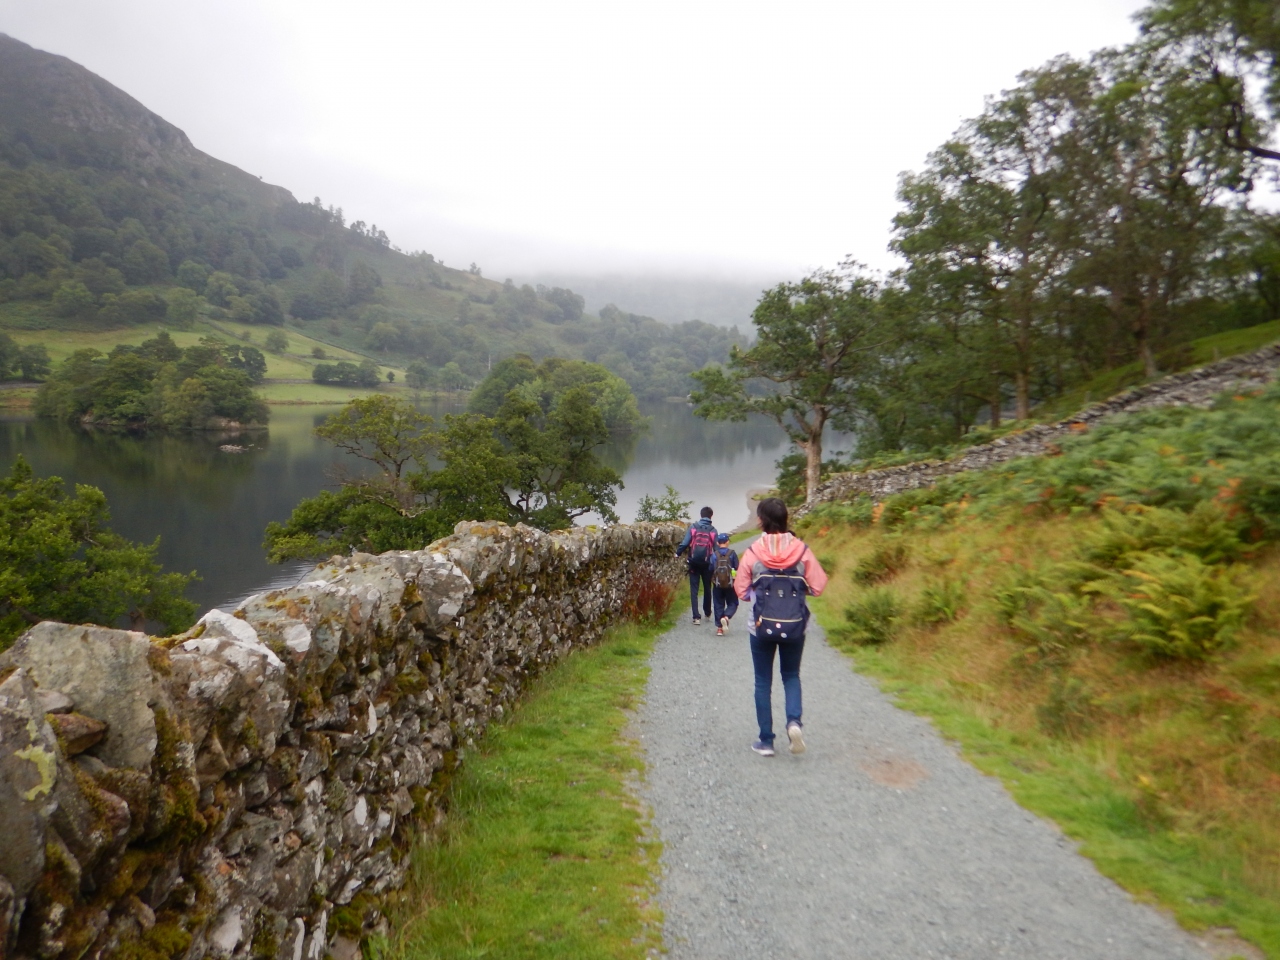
[749,633,805,744]
[688,566,712,619]
[712,586,738,623]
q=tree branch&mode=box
[1210,62,1280,161]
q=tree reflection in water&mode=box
[0,400,832,614]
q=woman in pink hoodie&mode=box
[734,497,828,757]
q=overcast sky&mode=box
[2,0,1149,282]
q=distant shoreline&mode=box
[730,486,773,534]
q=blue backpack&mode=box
[751,559,809,642]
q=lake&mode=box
[0,401,825,614]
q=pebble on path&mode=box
[636,609,1213,960]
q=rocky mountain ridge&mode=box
[0,33,290,208]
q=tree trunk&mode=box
[800,410,828,504]
[989,393,1001,430]
[1134,301,1157,379]
[801,438,823,504]
[1015,311,1032,421]
[1014,370,1030,421]
[1138,336,1157,379]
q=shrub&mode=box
[1009,587,1097,663]
[853,538,909,584]
[621,568,675,624]
[1234,459,1280,541]
[99,289,168,325]
[838,588,902,646]
[1083,501,1245,568]
[1102,552,1253,661]
[993,559,1108,626]
[1036,675,1098,737]
[312,361,381,387]
[52,280,95,319]
[794,498,875,533]
[877,482,960,528]
[635,484,693,523]
[166,287,202,329]
[914,577,967,626]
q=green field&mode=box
[0,315,447,404]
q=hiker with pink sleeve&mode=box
[735,496,828,757]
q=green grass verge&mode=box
[808,596,1280,958]
[375,615,671,960]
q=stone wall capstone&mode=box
[0,519,684,960]
[797,341,1280,517]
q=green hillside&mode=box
[0,33,746,401]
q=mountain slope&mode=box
[0,33,746,400]
[0,32,288,209]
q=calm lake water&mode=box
[0,402,821,613]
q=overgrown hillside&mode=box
[0,33,746,400]
[798,388,1280,956]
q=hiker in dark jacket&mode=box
[675,506,717,624]
[710,532,739,636]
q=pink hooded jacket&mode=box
[734,533,828,602]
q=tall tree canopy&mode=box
[1141,0,1280,161]
[751,10,1280,486]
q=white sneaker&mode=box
[720,616,730,631]
[787,722,806,755]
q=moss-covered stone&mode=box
[0,521,684,960]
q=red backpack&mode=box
[688,527,716,567]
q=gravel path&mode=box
[635,601,1211,960]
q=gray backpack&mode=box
[713,548,734,588]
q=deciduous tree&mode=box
[691,262,888,503]
[0,457,196,647]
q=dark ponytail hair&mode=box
[756,497,789,535]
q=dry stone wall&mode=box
[798,341,1280,516]
[0,520,684,960]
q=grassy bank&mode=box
[374,614,672,960]
[799,390,1280,958]
[839,319,1280,477]
[1034,318,1280,423]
